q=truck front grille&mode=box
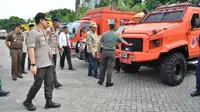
[121,38,143,52]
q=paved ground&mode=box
[0,40,200,112]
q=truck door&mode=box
[188,13,200,58]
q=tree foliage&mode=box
[95,0,110,8]
[46,8,76,23]
[0,16,26,32]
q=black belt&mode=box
[10,48,22,50]
[102,49,115,51]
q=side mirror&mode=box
[72,28,76,34]
[192,19,200,30]
[195,19,200,26]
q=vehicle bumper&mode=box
[119,51,160,63]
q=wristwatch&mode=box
[31,64,36,66]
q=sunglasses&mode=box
[20,27,23,29]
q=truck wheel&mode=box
[159,53,186,86]
[120,63,140,73]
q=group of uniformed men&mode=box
[1,12,76,110]
[1,11,200,111]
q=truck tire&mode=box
[159,52,186,86]
[120,63,140,73]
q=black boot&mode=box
[94,75,99,79]
[23,100,36,111]
[106,83,114,87]
[190,90,200,97]
[44,99,61,109]
[97,81,103,85]
[0,89,10,96]
[54,79,62,88]
[69,68,75,70]
[12,76,17,81]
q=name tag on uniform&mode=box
[39,36,46,46]
[14,39,16,42]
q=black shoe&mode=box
[97,81,103,85]
[55,83,62,88]
[23,101,36,111]
[94,75,99,79]
[44,99,61,109]
[88,75,93,77]
[61,67,64,70]
[116,69,120,73]
[22,71,28,74]
[106,83,114,87]
[12,76,17,81]
[0,89,10,96]
[17,75,23,78]
[69,68,75,70]
[190,90,200,97]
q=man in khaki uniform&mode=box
[5,23,24,81]
[86,22,99,78]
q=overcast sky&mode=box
[0,0,76,20]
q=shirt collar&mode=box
[89,30,95,34]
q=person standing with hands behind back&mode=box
[97,22,133,87]
[86,22,99,79]
[23,12,60,111]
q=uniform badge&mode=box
[14,39,16,42]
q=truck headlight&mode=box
[149,38,163,49]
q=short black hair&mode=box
[52,18,61,22]
[15,23,22,28]
[35,12,48,24]
[63,26,68,30]
[109,24,116,30]
[29,24,34,28]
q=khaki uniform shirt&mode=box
[86,30,98,53]
[6,31,24,49]
[100,30,125,51]
[26,29,53,68]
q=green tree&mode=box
[95,0,110,8]
[77,5,90,19]
[0,16,26,32]
[47,8,76,23]
[75,0,81,19]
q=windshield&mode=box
[116,26,131,33]
[69,22,81,38]
[143,10,183,22]
[82,22,90,31]
[67,23,72,28]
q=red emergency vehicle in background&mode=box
[68,6,138,52]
